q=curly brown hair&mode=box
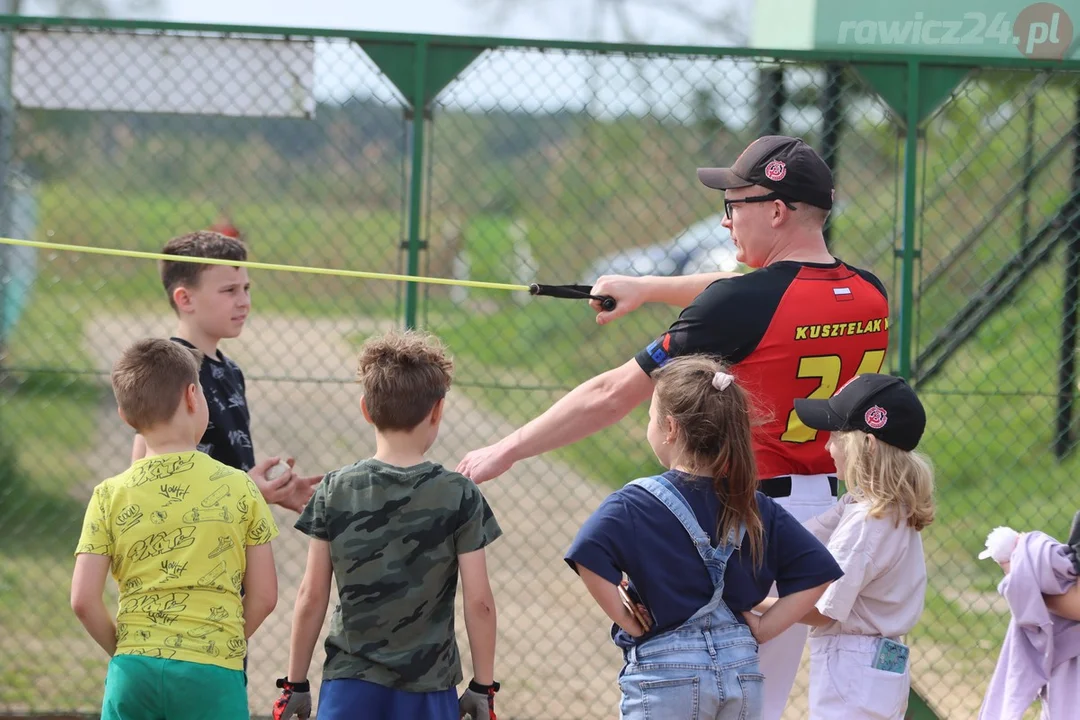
[356,330,454,431]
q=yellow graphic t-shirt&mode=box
[75,451,279,670]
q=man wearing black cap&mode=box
[457,136,890,718]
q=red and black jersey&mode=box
[635,260,890,480]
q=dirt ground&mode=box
[53,311,1003,719]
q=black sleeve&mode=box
[635,266,799,375]
[851,265,888,302]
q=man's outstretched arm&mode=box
[456,359,654,483]
[589,272,739,325]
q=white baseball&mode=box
[979,526,1019,562]
[265,460,289,482]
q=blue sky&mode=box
[17,0,768,124]
[135,0,752,121]
[147,0,746,45]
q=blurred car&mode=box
[680,243,742,275]
[582,214,739,282]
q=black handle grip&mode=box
[528,283,616,312]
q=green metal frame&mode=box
[6,19,1078,714]
[899,60,922,382]
[4,14,1080,71]
[404,40,428,330]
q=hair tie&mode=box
[712,371,734,391]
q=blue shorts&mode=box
[318,678,457,720]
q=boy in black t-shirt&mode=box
[131,231,322,512]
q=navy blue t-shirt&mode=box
[565,470,843,646]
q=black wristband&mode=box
[469,679,500,693]
[276,677,311,693]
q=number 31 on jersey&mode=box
[780,350,886,443]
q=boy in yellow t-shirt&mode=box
[72,338,280,719]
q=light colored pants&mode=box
[620,622,762,720]
[809,635,909,720]
[759,474,837,720]
[1038,655,1080,720]
[618,474,763,720]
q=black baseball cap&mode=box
[697,135,834,211]
[794,374,926,451]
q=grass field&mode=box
[0,296,110,706]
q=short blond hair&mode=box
[797,203,831,227]
[356,330,453,431]
[834,431,935,531]
[112,339,201,432]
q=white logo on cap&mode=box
[764,159,787,181]
[865,406,888,429]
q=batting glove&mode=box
[1065,510,1080,575]
[459,679,500,720]
[273,678,312,720]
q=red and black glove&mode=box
[459,679,500,720]
[273,677,312,720]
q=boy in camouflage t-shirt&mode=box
[273,331,503,720]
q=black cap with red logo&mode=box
[697,135,834,211]
[794,373,926,451]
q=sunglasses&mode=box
[724,192,798,220]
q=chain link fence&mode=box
[1,17,1080,720]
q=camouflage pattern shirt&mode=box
[295,459,502,692]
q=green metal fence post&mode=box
[897,60,921,382]
[759,66,785,136]
[1020,96,1037,253]
[0,5,14,375]
[404,39,428,330]
[820,63,843,249]
[1054,86,1080,459]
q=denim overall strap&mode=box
[628,476,745,623]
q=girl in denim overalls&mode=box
[566,355,842,720]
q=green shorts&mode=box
[102,654,248,720]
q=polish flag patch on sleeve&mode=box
[833,287,853,302]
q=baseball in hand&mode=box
[266,460,290,482]
[978,526,1019,562]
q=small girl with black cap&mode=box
[747,373,935,720]
[565,355,844,720]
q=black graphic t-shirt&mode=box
[172,338,255,472]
